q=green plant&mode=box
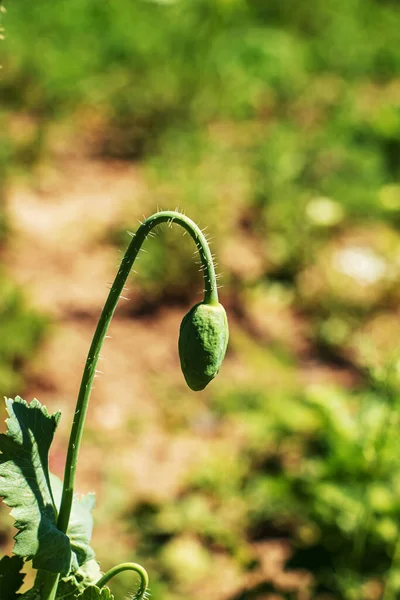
[0,211,228,600]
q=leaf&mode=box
[50,474,96,572]
[0,555,25,600]
[55,582,114,600]
[20,569,100,600]
[0,397,71,574]
[55,560,104,600]
[76,559,102,586]
[79,586,114,600]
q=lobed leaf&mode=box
[0,555,25,600]
[0,397,71,574]
[76,559,103,586]
[55,561,104,600]
[79,586,114,600]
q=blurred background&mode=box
[1,0,400,598]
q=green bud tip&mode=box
[178,302,229,392]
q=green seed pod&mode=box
[179,302,229,391]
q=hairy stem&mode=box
[96,562,149,599]
[57,211,219,534]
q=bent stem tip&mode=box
[96,562,149,599]
[57,210,220,535]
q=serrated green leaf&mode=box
[55,559,103,600]
[0,555,25,600]
[50,474,96,572]
[55,582,114,600]
[79,586,114,600]
[0,397,71,574]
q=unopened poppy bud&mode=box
[178,302,229,391]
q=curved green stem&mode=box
[57,211,219,534]
[96,562,149,599]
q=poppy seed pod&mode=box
[179,302,229,391]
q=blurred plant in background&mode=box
[1,0,400,598]
[0,273,45,393]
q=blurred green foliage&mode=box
[2,0,400,598]
[0,271,45,393]
[0,193,45,399]
[0,205,46,395]
[124,353,400,600]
